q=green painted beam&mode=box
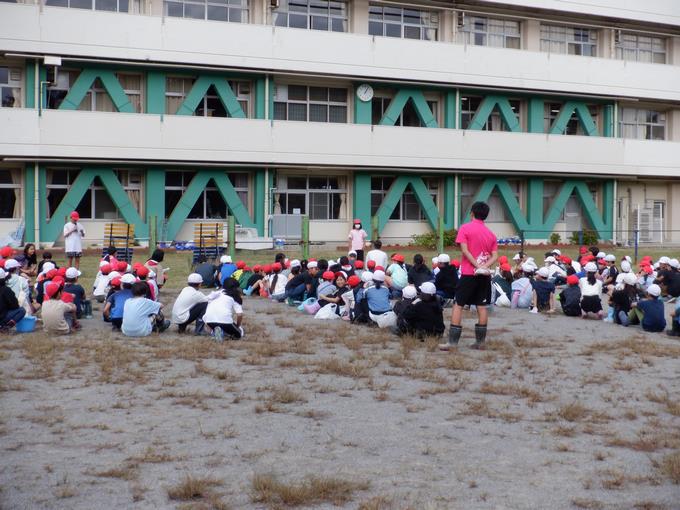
[24,165,35,243]
[146,71,166,115]
[374,176,441,233]
[213,173,255,226]
[444,91,456,129]
[176,76,245,117]
[549,101,598,136]
[526,98,544,133]
[525,178,544,238]
[97,170,148,238]
[541,180,611,240]
[353,172,372,233]
[354,87,372,125]
[25,60,35,109]
[468,178,529,232]
[59,69,134,112]
[408,178,440,229]
[443,174,455,230]
[379,88,437,128]
[468,95,521,132]
[602,104,615,138]
[253,169,265,235]
[254,78,266,120]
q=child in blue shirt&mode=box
[631,284,666,333]
[121,282,170,337]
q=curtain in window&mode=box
[119,74,142,113]
[9,169,21,218]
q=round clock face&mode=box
[356,84,374,102]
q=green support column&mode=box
[146,71,166,115]
[228,215,236,260]
[59,69,134,112]
[253,169,265,235]
[467,95,521,132]
[601,180,614,240]
[255,78,266,119]
[549,101,598,136]
[444,91,457,129]
[354,90,372,124]
[24,165,35,243]
[38,166,47,235]
[353,172,372,234]
[301,215,310,259]
[602,104,615,138]
[25,60,36,109]
[268,75,275,120]
[145,168,166,241]
[527,98,545,133]
[525,178,544,238]
[443,174,455,230]
[380,88,437,127]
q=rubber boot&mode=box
[604,307,615,323]
[195,319,206,336]
[471,323,487,350]
[666,320,680,337]
[439,325,462,351]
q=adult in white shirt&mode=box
[202,287,244,342]
[172,273,209,334]
[63,211,85,270]
[365,240,389,269]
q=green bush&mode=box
[410,229,458,249]
[549,232,561,245]
[569,229,598,246]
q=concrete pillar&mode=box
[441,10,454,43]
[669,37,680,66]
[600,29,614,59]
[667,110,680,142]
[148,0,162,16]
[523,19,540,52]
[352,0,368,35]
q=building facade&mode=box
[1,0,680,246]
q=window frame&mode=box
[164,0,249,23]
[273,84,348,123]
[615,32,666,64]
[457,14,521,49]
[539,24,598,57]
[543,102,600,135]
[370,176,439,222]
[272,0,347,32]
[618,107,666,141]
[371,94,439,127]
[0,168,22,219]
[276,174,347,221]
[459,96,521,131]
[45,0,136,13]
[0,64,23,109]
[164,171,250,220]
[368,3,439,41]
[164,76,252,117]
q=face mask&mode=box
[354,224,361,229]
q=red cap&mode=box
[117,261,128,272]
[561,256,572,264]
[367,260,376,269]
[643,266,653,275]
[52,276,65,286]
[498,255,508,264]
[347,275,361,287]
[375,265,385,272]
[236,261,246,269]
[100,263,112,275]
[579,247,588,254]
[70,211,80,221]
[0,246,13,258]
[272,263,282,272]
[391,254,405,263]
[263,264,272,274]
[61,292,75,304]
[136,266,149,278]
[244,266,251,272]
[500,263,512,272]
[354,260,364,269]
[44,282,60,299]
[322,271,335,281]
[57,267,67,277]
[567,274,579,285]
[285,260,291,269]
[0,260,5,269]
[353,218,361,224]
[46,269,58,280]
[110,277,121,288]
[253,265,261,272]
[451,259,461,268]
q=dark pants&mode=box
[207,322,242,339]
[178,302,208,332]
[111,317,122,330]
[355,249,364,261]
[285,283,306,302]
[0,308,26,327]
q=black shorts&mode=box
[581,295,602,313]
[66,252,82,258]
[455,275,492,307]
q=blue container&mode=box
[16,316,36,333]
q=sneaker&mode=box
[603,318,614,323]
[530,307,538,314]
[159,320,171,333]
[213,326,224,343]
[438,342,457,351]
[5,319,16,329]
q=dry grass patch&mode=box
[572,499,604,509]
[658,450,680,484]
[312,358,368,379]
[358,495,394,510]
[554,402,589,422]
[477,382,547,403]
[167,474,223,502]
[250,473,369,507]
[90,464,138,481]
[268,386,307,405]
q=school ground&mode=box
[1,249,679,509]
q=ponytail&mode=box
[587,272,596,286]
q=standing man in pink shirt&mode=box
[440,201,498,351]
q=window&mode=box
[540,24,597,56]
[165,77,251,117]
[544,103,599,135]
[371,96,438,127]
[460,178,519,223]
[0,169,22,219]
[164,0,248,22]
[460,96,520,131]
[273,0,347,32]
[45,0,140,13]
[45,169,142,220]
[368,4,438,41]
[370,176,438,221]
[619,108,665,140]
[165,171,249,219]
[276,175,346,220]
[273,85,347,123]
[457,15,520,49]
[46,70,143,113]
[616,33,666,64]
[0,66,22,108]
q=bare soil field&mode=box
[1,294,680,510]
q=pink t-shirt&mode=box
[348,229,368,250]
[455,219,498,276]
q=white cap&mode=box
[431,257,439,264]
[65,267,81,279]
[220,255,228,264]
[659,256,671,265]
[623,273,638,286]
[419,282,437,295]
[437,253,450,264]
[544,256,556,263]
[647,284,661,297]
[108,271,121,279]
[121,274,137,284]
[537,267,550,278]
[654,262,660,270]
[671,259,680,269]
[584,262,598,272]
[373,270,386,282]
[188,273,203,284]
[4,259,19,270]
[348,250,357,256]
[290,259,301,268]
[552,249,561,256]
[99,260,109,268]
[402,286,417,299]
[596,252,606,259]
[605,254,616,262]
[126,264,132,273]
[513,253,521,261]
[361,271,373,283]
[620,261,631,273]
[307,261,318,269]
[148,270,156,279]
[0,268,6,279]
[624,256,632,263]
[521,263,535,273]
[41,262,56,274]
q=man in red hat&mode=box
[63,211,85,270]
[347,218,368,261]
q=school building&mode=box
[1,0,679,247]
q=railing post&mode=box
[634,229,639,263]
[228,216,236,260]
[520,230,525,255]
[301,215,310,260]
[148,215,157,257]
[578,230,584,246]
[437,215,444,254]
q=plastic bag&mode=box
[369,310,397,328]
[314,303,339,320]
[302,297,321,315]
[493,282,511,307]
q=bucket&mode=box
[16,316,37,333]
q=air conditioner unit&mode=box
[457,11,465,28]
[45,65,58,86]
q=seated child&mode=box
[559,275,582,317]
[393,285,417,318]
[42,282,77,335]
[365,270,391,318]
[396,282,445,338]
[121,282,170,337]
[318,273,349,314]
[103,274,135,330]
[511,265,534,309]
[609,273,639,326]
[267,263,287,302]
[630,284,666,332]
[316,271,338,307]
[63,267,90,319]
[579,262,604,319]
[172,273,208,334]
[531,267,556,313]
[92,262,112,303]
[0,268,26,331]
[203,279,244,342]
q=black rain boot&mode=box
[666,320,680,337]
[439,325,462,351]
[471,323,487,350]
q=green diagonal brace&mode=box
[60,69,134,112]
[467,178,530,232]
[548,101,598,136]
[175,76,245,118]
[374,176,441,233]
[543,180,612,239]
[468,95,521,132]
[379,88,438,128]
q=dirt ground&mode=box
[1,292,680,510]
